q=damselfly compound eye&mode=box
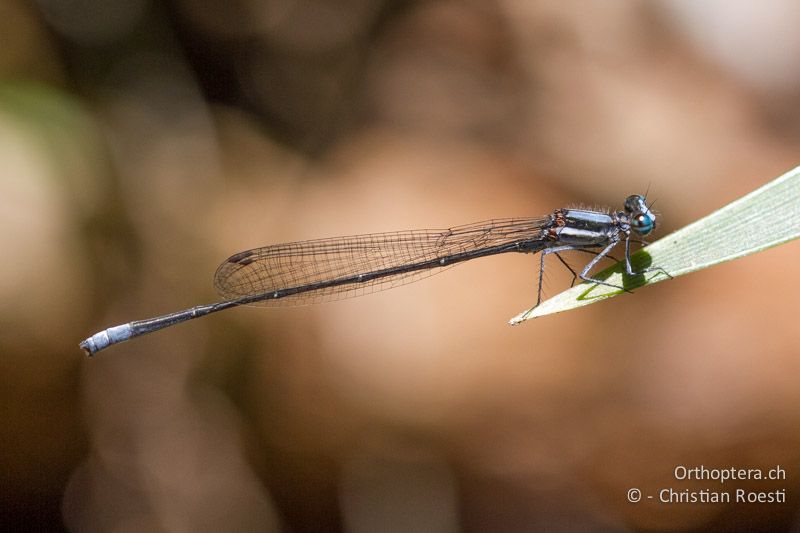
[624,194,647,214]
[631,213,655,235]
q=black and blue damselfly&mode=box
[80,195,669,355]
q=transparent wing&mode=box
[213,217,548,306]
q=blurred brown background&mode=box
[2,1,799,531]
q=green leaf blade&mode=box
[510,165,800,324]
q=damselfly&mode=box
[80,194,668,355]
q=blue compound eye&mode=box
[632,213,654,235]
[624,195,646,214]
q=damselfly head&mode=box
[624,194,656,235]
